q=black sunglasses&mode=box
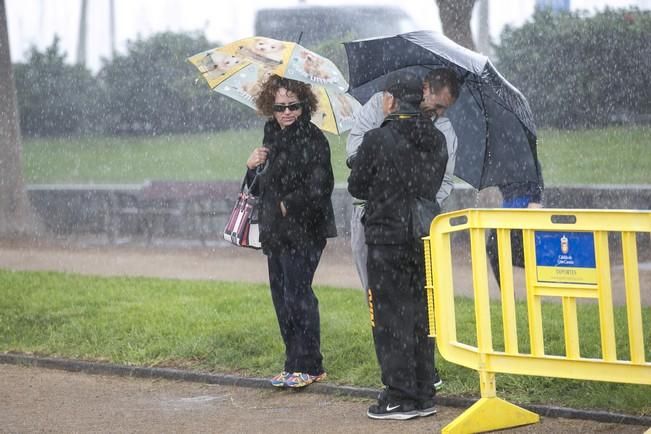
[272,102,303,112]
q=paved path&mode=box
[0,237,648,305]
[2,363,649,433]
[0,238,360,289]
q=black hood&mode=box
[385,114,440,152]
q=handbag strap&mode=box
[241,159,270,193]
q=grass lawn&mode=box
[22,126,651,185]
[538,126,651,185]
[22,130,350,185]
[1,269,649,415]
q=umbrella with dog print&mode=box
[188,36,360,135]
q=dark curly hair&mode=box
[255,74,319,118]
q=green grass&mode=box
[1,269,649,415]
[537,126,651,185]
[22,125,650,185]
[23,130,350,185]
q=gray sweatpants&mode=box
[350,204,368,291]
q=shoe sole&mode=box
[270,373,290,387]
[367,410,419,420]
[417,408,437,417]
[313,373,327,383]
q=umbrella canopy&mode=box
[188,36,360,135]
[344,30,542,190]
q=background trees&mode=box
[495,8,651,128]
[8,1,482,137]
[14,31,257,137]
[14,38,101,136]
[98,31,253,135]
[9,6,651,135]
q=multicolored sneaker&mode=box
[270,371,290,387]
[285,372,327,388]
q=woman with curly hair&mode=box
[245,74,337,388]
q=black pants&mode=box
[367,243,435,404]
[266,240,325,375]
[486,229,525,285]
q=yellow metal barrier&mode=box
[423,209,651,434]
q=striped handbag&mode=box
[223,174,261,249]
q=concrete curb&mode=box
[2,353,650,427]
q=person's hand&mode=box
[280,201,287,217]
[527,202,543,209]
[247,147,269,170]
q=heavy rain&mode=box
[1,1,650,432]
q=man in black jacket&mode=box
[348,71,448,420]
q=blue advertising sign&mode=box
[535,231,597,284]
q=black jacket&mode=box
[248,113,337,253]
[347,113,448,245]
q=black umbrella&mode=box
[344,30,543,190]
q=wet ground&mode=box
[0,236,648,305]
[2,363,649,433]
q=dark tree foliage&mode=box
[495,8,651,129]
[13,32,260,137]
[98,31,253,135]
[14,38,102,136]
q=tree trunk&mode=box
[76,0,88,65]
[436,0,477,51]
[109,0,116,57]
[0,0,39,236]
[476,0,491,55]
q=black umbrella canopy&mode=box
[344,30,542,190]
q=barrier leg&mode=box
[442,372,539,434]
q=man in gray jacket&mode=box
[346,68,460,293]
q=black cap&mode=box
[383,70,423,106]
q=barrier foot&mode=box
[442,397,539,434]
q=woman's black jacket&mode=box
[247,113,337,253]
[347,114,448,245]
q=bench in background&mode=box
[107,180,240,245]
